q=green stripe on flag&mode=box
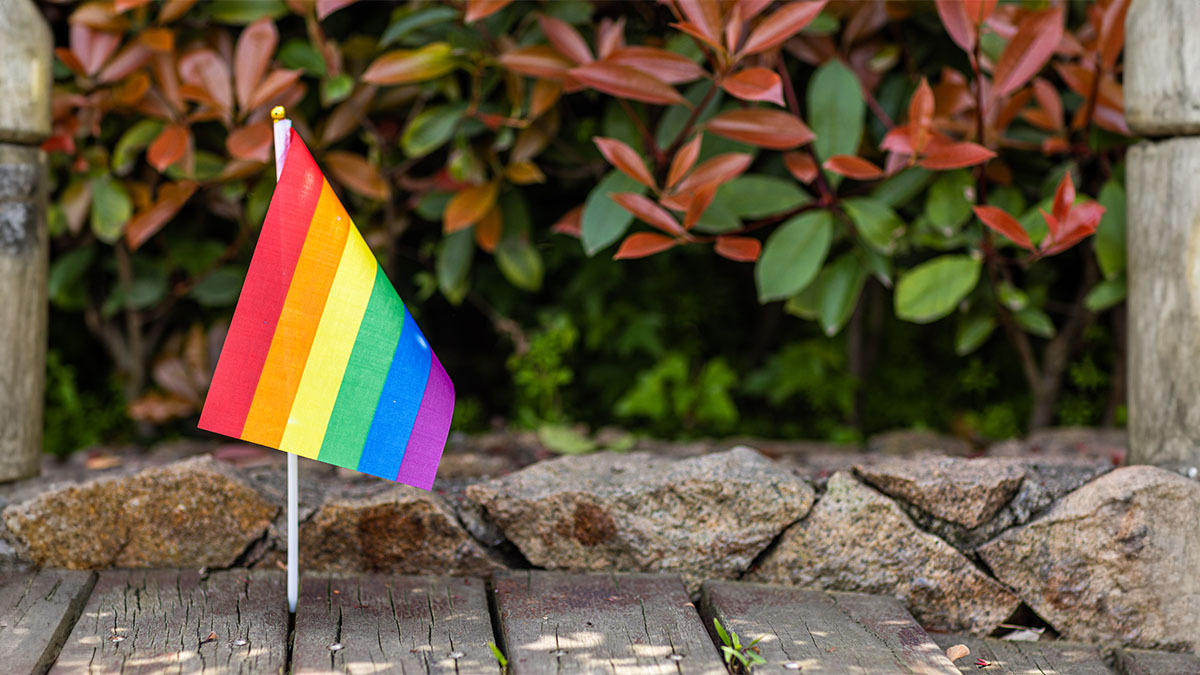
[316,267,406,469]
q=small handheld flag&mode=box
[199,114,454,491]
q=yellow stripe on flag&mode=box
[278,227,378,459]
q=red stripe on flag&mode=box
[198,130,323,437]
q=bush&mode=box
[40,0,1132,453]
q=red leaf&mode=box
[740,0,829,56]
[919,142,995,170]
[1099,0,1131,70]
[683,183,717,230]
[880,124,913,155]
[596,17,626,59]
[570,62,685,105]
[1040,203,1103,256]
[706,109,813,150]
[321,85,375,146]
[973,205,1032,250]
[935,0,975,53]
[444,181,498,233]
[992,7,1064,97]
[715,236,762,262]
[604,46,705,84]
[226,121,273,162]
[614,232,678,260]
[611,193,684,235]
[97,41,152,83]
[823,155,884,180]
[551,205,583,237]
[676,0,723,47]
[962,0,999,23]
[316,0,356,20]
[670,21,724,52]
[148,123,188,171]
[594,137,655,190]
[70,24,121,76]
[908,78,934,154]
[538,14,592,65]
[784,151,818,183]
[675,153,754,193]
[1050,171,1075,233]
[246,69,303,112]
[498,46,574,81]
[234,18,277,111]
[325,151,390,200]
[667,134,703,190]
[55,47,87,76]
[464,0,513,23]
[362,44,456,86]
[178,49,233,113]
[721,67,785,106]
[126,181,197,249]
[475,206,502,252]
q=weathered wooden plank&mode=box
[699,580,957,674]
[1125,0,1200,136]
[0,569,95,674]
[1114,647,1200,675]
[930,633,1112,674]
[51,569,288,674]
[493,571,724,675]
[292,575,496,674]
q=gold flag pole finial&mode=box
[271,105,286,121]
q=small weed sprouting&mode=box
[488,642,508,672]
[713,618,767,673]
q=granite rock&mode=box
[750,471,1020,634]
[1,456,276,569]
[978,466,1200,650]
[464,447,814,580]
[855,456,1025,528]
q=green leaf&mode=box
[842,197,904,254]
[1015,306,1055,338]
[819,254,868,336]
[714,619,731,647]
[487,642,508,668]
[401,104,467,158]
[691,191,741,234]
[871,167,932,209]
[381,5,459,47]
[48,247,95,308]
[279,39,326,77]
[436,228,473,304]
[996,280,1028,311]
[808,60,865,187]
[112,120,163,176]
[415,192,452,221]
[537,424,597,455]
[717,175,810,219]
[1094,180,1125,279]
[496,236,544,291]
[894,255,981,323]
[1085,276,1126,312]
[89,175,132,244]
[755,210,833,302]
[924,170,974,230]
[207,0,287,24]
[602,99,645,153]
[541,0,592,24]
[581,170,647,255]
[190,266,244,307]
[955,314,996,355]
[322,73,354,105]
[987,184,1026,215]
[656,81,722,149]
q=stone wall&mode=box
[2,430,1196,651]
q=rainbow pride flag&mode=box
[199,129,453,489]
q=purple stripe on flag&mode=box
[395,353,454,490]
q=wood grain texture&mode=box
[930,633,1113,674]
[699,580,957,674]
[0,569,95,674]
[0,142,46,482]
[493,571,724,675]
[51,569,288,674]
[1125,0,1200,136]
[292,574,497,674]
[0,0,52,143]
[1127,138,1200,468]
[1114,647,1200,675]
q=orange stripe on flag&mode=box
[241,181,351,448]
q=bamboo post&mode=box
[0,0,52,482]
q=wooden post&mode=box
[1126,1,1200,469]
[0,0,51,482]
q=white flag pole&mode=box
[270,105,298,615]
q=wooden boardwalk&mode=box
[2,570,1196,674]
